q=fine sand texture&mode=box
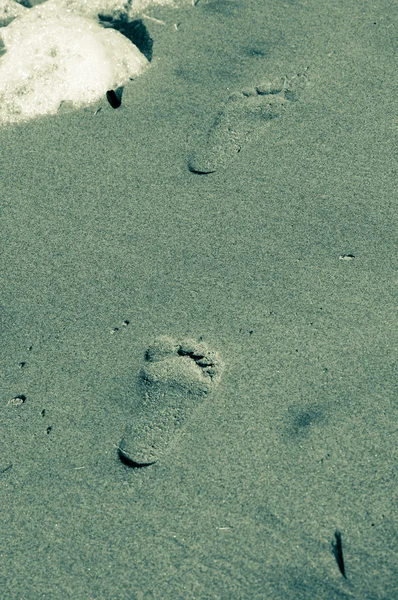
[0,0,397,598]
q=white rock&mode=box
[0,0,149,125]
[0,0,192,125]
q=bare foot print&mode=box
[118,336,223,466]
[188,72,308,174]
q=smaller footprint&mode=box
[188,73,308,174]
[118,336,223,466]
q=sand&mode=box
[0,0,397,597]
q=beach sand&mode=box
[0,0,397,597]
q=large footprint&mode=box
[118,336,223,466]
[188,73,308,174]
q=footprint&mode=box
[118,336,223,466]
[188,73,307,174]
